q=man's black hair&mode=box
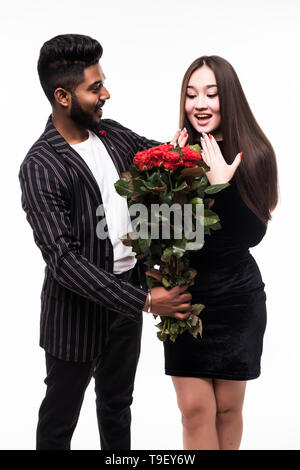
[37,34,103,104]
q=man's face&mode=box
[70,63,110,130]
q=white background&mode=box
[0,0,299,450]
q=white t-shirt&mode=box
[71,130,136,274]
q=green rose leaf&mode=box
[114,178,133,197]
[203,210,220,226]
[132,179,148,193]
[162,247,174,258]
[171,147,183,157]
[172,245,185,258]
[160,191,174,205]
[129,165,141,177]
[188,144,202,155]
[191,319,203,339]
[186,239,204,251]
[191,303,206,316]
[170,322,179,334]
[157,331,167,342]
[143,172,165,190]
[162,277,171,288]
[204,182,230,194]
[173,182,188,192]
[190,197,203,205]
[138,237,151,254]
[189,314,199,327]
[191,179,204,190]
[210,221,222,231]
[196,174,209,191]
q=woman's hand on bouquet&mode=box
[170,128,189,147]
[200,132,242,185]
[144,285,192,320]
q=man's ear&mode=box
[53,88,70,108]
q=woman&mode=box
[163,56,278,450]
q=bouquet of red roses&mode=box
[115,142,229,342]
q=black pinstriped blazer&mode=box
[19,116,159,362]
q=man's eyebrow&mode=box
[187,84,218,90]
[87,80,104,90]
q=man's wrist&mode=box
[147,289,152,314]
[143,289,152,313]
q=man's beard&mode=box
[70,92,101,131]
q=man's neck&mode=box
[52,111,89,145]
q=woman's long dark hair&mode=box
[179,55,278,226]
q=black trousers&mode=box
[36,270,143,450]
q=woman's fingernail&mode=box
[202,132,208,138]
[208,134,212,140]
[184,131,188,137]
[240,152,243,158]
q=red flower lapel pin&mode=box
[99,130,106,137]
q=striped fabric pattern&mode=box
[19,116,159,362]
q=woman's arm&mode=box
[211,181,267,247]
[200,132,267,247]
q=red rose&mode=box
[181,147,201,167]
[147,144,174,167]
[162,151,183,170]
[99,130,106,137]
[152,144,174,154]
[133,144,201,172]
[133,149,154,170]
[182,161,198,167]
[133,144,175,171]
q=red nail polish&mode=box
[240,152,243,158]
[184,131,188,138]
[208,134,212,140]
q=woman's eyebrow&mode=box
[187,84,218,90]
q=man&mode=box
[19,34,191,450]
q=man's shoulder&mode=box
[100,118,160,153]
[19,130,66,185]
[100,118,134,135]
[20,129,58,170]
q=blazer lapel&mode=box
[44,116,102,205]
[44,116,129,204]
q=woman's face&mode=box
[185,65,221,138]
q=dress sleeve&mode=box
[211,180,267,248]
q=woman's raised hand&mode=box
[170,128,189,147]
[200,132,242,185]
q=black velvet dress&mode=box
[164,146,267,381]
